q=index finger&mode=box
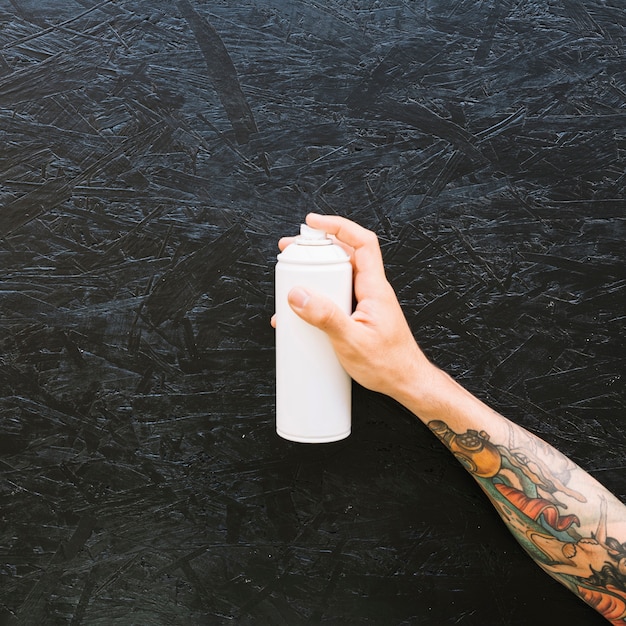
[305,213,386,278]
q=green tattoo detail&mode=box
[428,419,626,622]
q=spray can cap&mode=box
[296,223,332,245]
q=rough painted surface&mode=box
[0,1,623,624]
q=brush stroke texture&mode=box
[0,1,623,625]
[178,0,259,145]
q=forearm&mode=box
[278,213,626,621]
[396,364,626,621]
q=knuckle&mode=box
[317,303,337,331]
[362,230,379,247]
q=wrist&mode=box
[387,348,442,415]
[390,360,481,428]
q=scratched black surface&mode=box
[0,1,624,624]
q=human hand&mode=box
[272,213,437,403]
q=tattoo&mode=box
[428,419,626,623]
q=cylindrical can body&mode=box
[275,227,352,443]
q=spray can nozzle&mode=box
[297,224,332,245]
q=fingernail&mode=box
[289,287,310,309]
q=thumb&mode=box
[288,287,350,337]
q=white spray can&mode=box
[275,224,353,443]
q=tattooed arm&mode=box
[273,213,626,623]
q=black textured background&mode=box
[1,1,624,624]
